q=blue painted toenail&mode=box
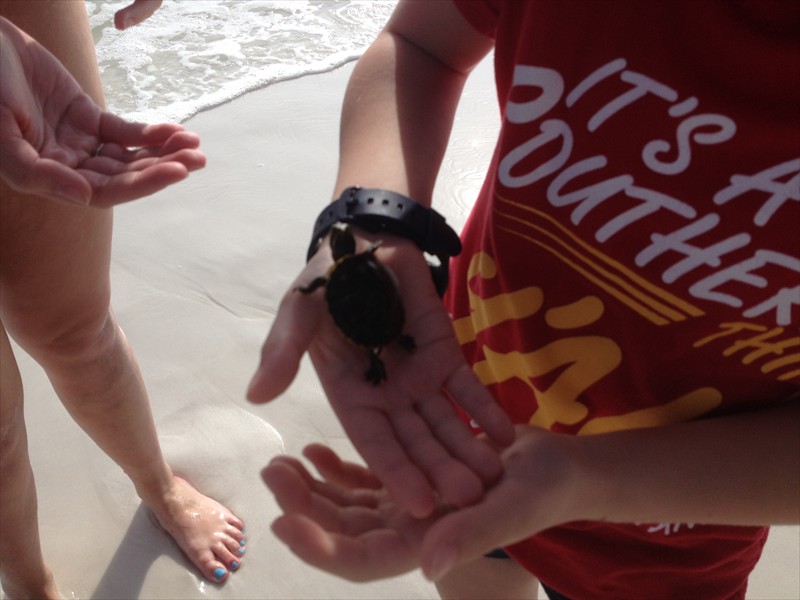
[239,539,246,546]
[237,547,245,555]
[214,568,226,581]
[231,561,239,569]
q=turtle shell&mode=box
[324,251,405,349]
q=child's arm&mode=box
[334,0,494,203]
[248,0,512,519]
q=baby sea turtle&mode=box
[296,223,416,384]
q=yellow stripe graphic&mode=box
[497,224,671,325]
[496,194,704,324]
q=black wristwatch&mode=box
[306,186,462,296]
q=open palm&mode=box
[0,16,205,207]
[249,231,515,518]
[264,445,436,580]
[264,427,572,582]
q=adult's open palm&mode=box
[0,16,205,207]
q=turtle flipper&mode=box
[397,334,416,353]
[295,276,328,294]
[365,350,387,385]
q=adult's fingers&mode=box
[81,161,188,207]
[1,139,92,204]
[114,0,163,30]
[82,147,206,176]
[97,130,202,163]
[98,112,187,150]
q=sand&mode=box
[8,57,798,599]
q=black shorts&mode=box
[483,549,571,600]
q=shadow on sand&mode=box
[89,504,195,600]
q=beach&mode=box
[10,56,799,600]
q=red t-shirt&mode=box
[448,1,799,598]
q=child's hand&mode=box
[249,229,514,518]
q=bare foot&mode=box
[143,475,245,583]
[1,566,62,600]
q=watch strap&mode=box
[307,186,462,296]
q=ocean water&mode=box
[86,0,396,124]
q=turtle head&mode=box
[330,222,357,260]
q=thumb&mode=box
[246,288,324,403]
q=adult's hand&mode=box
[248,230,515,518]
[114,0,163,30]
[0,16,205,207]
[263,427,570,581]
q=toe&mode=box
[233,534,246,556]
[213,538,241,572]
[226,523,246,544]
[226,513,245,531]
[209,563,228,583]
[224,535,246,561]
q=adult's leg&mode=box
[0,0,244,591]
[435,554,540,600]
[0,324,60,600]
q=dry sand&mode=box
[8,57,798,599]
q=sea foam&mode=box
[87,0,396,124]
